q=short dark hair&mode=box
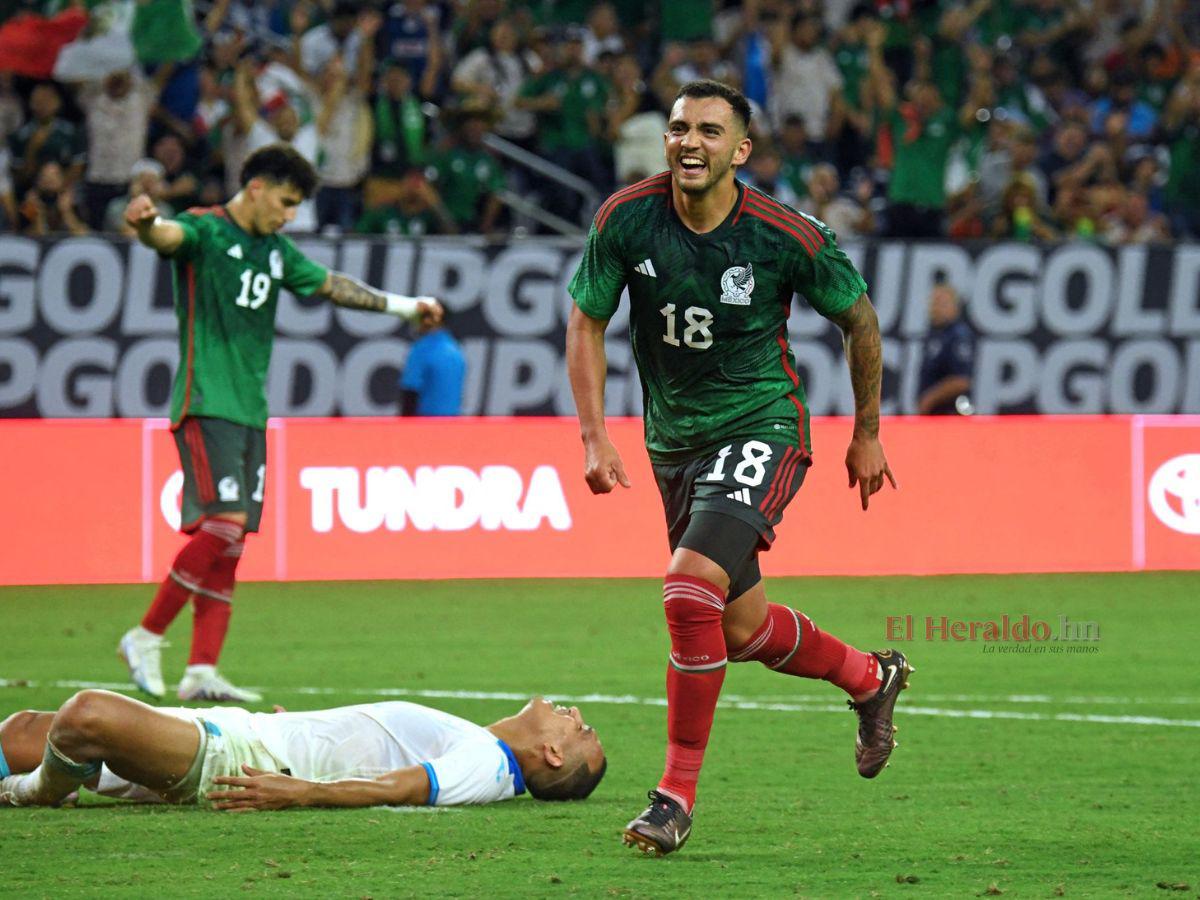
[525,755,607,802]
[240,143,319,198]
[674,80,752,133]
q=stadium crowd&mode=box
[1,0,1199,242]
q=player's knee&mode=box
[0,710,44,755]
[665,550,729,589]
[0,709,39,735]
[53,690,117,744]
[722,618,759,650]
[1,710,52,772]
[662,574,726,636]
[207,513,247,538]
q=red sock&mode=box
[189,596,232,666]
[729,604,880,698]
[658,575,728,813]
[141,519,242,635]
[188,537,244,666]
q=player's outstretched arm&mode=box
[314,272,445,326]
[207,763,431,811]
[566,304,630,494]
[829,293,897,511]
[124,193,186,255]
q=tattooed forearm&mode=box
[830,293,883,439]
[321,273,388,312]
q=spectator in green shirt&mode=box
[830,5,879,175]
[1136,43,1179,114]
[426,106,506,234]
[867,20,990,237]
[778,115,813,201]
[659,0,714,43]
[7,82,84,192]
[365,61,430,211]
[356,167,457,236]
[1162,68,1200,237]
[515,25,611,223]
[919,0,998,112]
[1015,0,1089,64]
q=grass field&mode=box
[1,572,1197,898]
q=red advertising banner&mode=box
[1,416,1196,586]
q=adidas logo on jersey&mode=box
[725,488,752,505]
[634,259,657,277]
[227,244,244,259]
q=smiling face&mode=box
[664,95,751,196]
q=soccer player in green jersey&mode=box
[116,144,444,704]
[566,81,910,856]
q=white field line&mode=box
[3,678,1199,729]
[705,692,1200,706]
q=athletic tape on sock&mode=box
[45,738,100,780]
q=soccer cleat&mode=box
[177,669,262,703]
[622,790,693,856]
[848,649,914,779]
[117,627,166,699]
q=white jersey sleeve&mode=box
[422,739,523,807]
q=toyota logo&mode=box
[160,470,184,532]
[1147,454,1200,536]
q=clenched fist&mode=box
[124,193,160,231]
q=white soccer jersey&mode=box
[95,702,526,807]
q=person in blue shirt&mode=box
[1088,70,1157,141]
[400,312,466,416]
[918,279,975,415]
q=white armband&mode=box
[384,293,426,320]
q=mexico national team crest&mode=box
[720,263,755,305]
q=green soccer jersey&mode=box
[833,42,869,110]
[166,206,329,430]
[430,147,507,227]
[519,68,609,153]
[569,173,868,464]
[885,106,960,209]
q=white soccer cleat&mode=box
[177,668,262,703]
[117,627,166,699]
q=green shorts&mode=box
[172,417,267,534]
[653,439,809,554]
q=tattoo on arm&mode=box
[829,293,883,438]
[321,272,388,312]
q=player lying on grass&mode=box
[0,691,605,810]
